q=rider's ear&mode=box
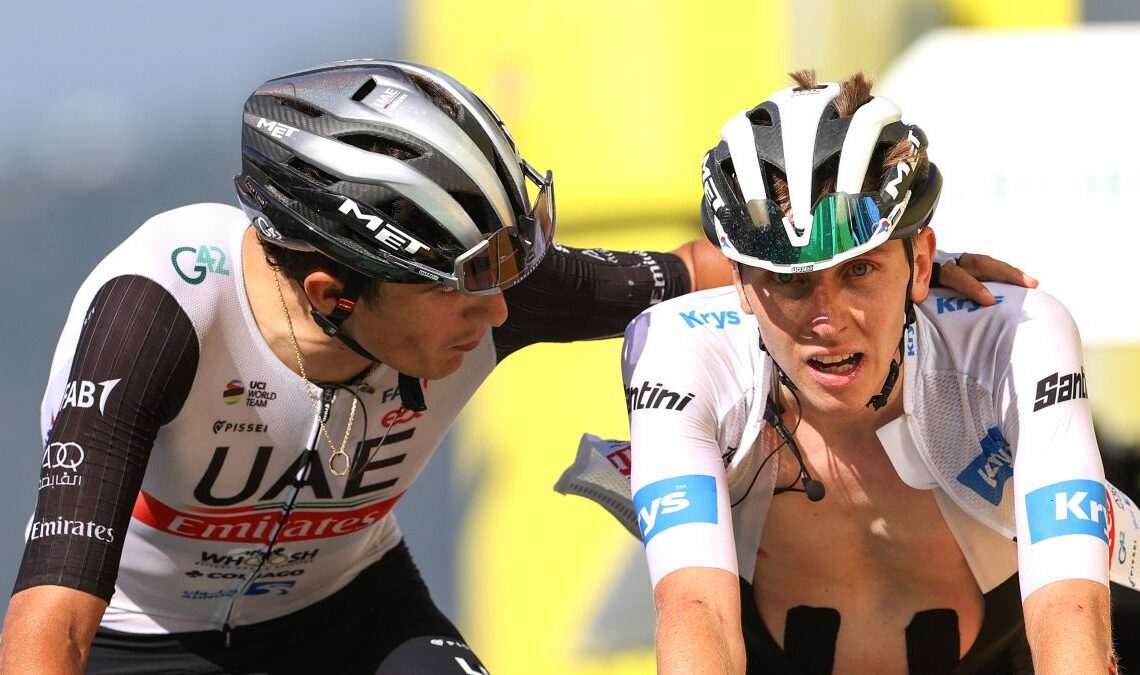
[909,228,937,304]
[302,270,344,315]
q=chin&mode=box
[423,353,466,380]
[793,373,881,417]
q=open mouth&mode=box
[807,353,862,374]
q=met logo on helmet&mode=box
[338,198,430,256]
[633,474,717,543]
[255,118,298,139]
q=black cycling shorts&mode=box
[86,540,489,675]
[739,573,1032,675]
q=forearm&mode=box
[0,586,107,674]
[656,599,745,675]
[670,238,733,291]
[1023,579,1116,674]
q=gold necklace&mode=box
[273,271,369,477]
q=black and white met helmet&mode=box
[701,80,941,274]
[235,59,554,295]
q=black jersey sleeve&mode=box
[14,275,199,602]
[492,244,692,361]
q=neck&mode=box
[241,228,375,383]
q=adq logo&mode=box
[42,442,84,471]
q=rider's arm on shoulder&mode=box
[1022,579,1116,674]
[493,243,692,358]
[669,238,733,291]
[0,585,107,674]
[654,567,745,675]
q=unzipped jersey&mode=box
[619,286,1139,600]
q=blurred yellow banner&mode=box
[945,0,1078,26]
[411,2,788,673]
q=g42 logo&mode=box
[171,245,230,285]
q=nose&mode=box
[803,280,843,339]
[474,291,509,327]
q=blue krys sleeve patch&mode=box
[956,427,1013,506]
[1026,479,1111,544]
[633,474,717,543]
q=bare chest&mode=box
[751,444,984,673]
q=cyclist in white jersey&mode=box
[562,71,1137,674]
[0,61,1026,674]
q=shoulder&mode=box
[622,288,759,419]
[911,284,1084,419]
[623,287,752,367]
[74,203,249,332]
[917,284,1079,355]
[920,283,1073,327]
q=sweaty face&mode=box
[736,236,932,419]
[344,282,508,380]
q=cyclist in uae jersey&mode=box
[0,60,712,675]
[587,72,1131,674]
[0,61,1030,674]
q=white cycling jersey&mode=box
[18,203,691,633]
[561,285,1140,600]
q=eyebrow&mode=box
[855,246,895,261]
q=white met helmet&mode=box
[700,80,941,275]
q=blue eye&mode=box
[850,262,871,277]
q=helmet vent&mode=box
[405,71,461,123]
[351,78,378,102]
[273,96,324,118]
[747,107,774,127]
[719,158,744,202]
[339,134,422,161]
[263,181,295,207]
[286,158,340,187]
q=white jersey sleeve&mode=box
[623,290,751,588]
[1002,290,1109,598]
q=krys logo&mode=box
[633,474,717,543]
[171,245,230,285]
[1026,479,1112,545]
[680,310,740,329]
[936,295,1004,315]
[956,427,1012,506]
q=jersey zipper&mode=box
[218,384,334,645]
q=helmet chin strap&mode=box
[866,237,916,411]
[307,272,427,412]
